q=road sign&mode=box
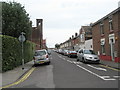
[18,32,26,70]
[18,35,25,42]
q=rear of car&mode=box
[33,49,50,65]
[63,50,69,56]
[68,51,77,58]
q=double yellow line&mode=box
[99,65,120,72]
[1,67,36,89]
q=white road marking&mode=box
[62,58,66,60]
[113,76,120,78]
[76,64,116,81]
[73,61,77,64]
[58,55,62,58]
[67,60,73,63]
[76,62,83,64]
[87,64,107,71]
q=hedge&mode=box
[2,35,35,72]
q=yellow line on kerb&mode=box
[1,67,36,89]
[99,65,120,72]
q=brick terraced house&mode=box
[92,7,120,63]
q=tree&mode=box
[55,44,60,49]
[2,2,32,40]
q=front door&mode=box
[110,39,114,61]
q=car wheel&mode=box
[77,58,79,61]
[82,58,86,63]
[46,61,50,65]
[34,64,37,67]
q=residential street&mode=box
[8,50,119,88]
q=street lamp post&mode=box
[18,32,26,70]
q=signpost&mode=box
[18,32,26,70]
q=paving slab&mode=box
[2,60,34,86]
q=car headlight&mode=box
[85,56,92,59]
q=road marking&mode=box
[73,61,77,64]
[76,62,83,64]
[1,67,36,89]
[58,55,61,58]
[99,65,120,72]
[76,64,116,81]
[113,76,120,78]
[113,76,120,80]
[67,60,73,63]
[87,64,107,71]
[62,58,66,60]
[50,57,53,59]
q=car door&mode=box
[79,49,83,61]
[77,50,80,59]
[80,50,84,60]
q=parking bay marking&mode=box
[87,64,107,71]
[57,55,116,81]
[67,60,73,63]
[76,64,116,81]
[99,65,120,72]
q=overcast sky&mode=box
[2,0,120,48]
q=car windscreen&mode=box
[34,51,46,56]
[84,50,95,54]
[70,51,76,53]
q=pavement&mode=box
[1,60,34,87]
[1,59,120,87]
[100,60,120,69]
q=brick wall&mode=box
[92,8,120,62]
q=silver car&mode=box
[77,49,100,63]
[33,49,50,66]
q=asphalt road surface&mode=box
[9,50,119,88]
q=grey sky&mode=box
[2,0,120,48]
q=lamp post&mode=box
[18,32,26,70]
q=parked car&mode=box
[33,49,50,66]
[77,49,100,63]
[58,49,63,54]
[47,49,51,55]
[67,50,77,58]
[63,50,69,56]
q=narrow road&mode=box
[9,51,119,88]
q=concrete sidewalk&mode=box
[2,60,34,87]
[100,60,120,69]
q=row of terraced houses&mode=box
[59,7,120,63]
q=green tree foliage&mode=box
[2,2,32,40]
[55,44,60,49]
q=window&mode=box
[84,50,95,54]
[100,22,104,35]
[80,34,85,42]
[101,45,105,54]
[109,18,113,31]
[101,39,105,54]
[79,50,83,53]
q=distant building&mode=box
[42,39,47,49]
[59,25,93,51]
[79,25,92,50]
[30,19,43,50]
[79,26,92,42]
[92,7,120,62]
